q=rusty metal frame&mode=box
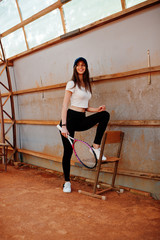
[0,39,17,163]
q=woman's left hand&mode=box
[87,105,106,113]
[98,105,106,112]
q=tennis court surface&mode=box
[0,165,160,240]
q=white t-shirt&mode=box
[66,81,92,108]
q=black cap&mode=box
[73,57,88,68]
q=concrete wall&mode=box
[1,5,160,198]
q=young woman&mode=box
[59,57,110,193]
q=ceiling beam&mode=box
[1,1,63,37]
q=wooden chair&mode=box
[0,143,9,171]
[78,130,124,200]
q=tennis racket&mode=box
[57,125,97,169]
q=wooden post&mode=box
[59,6,67,34]
[121,0,126,10]
[0,91,5,143]
[15,0,29,50]
[147,50,151,85]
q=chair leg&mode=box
[93,157,101,194]
[93,133,107,194]
[111,161,119,188]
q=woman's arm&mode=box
[61,90,72,137]
[87,105,106,113]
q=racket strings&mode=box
[74,140,97,168]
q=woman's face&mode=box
[76,61,86,75]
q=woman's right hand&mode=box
[61,126,69,138]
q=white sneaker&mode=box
[92,147,106,161]
[63,182,71,193]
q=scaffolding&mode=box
[0,38,16,167]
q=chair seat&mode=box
[101,156,120,164]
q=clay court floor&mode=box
[0,165,160,240]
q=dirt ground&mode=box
[0,165,160,240]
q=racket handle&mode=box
[57,124,62,131]
[56,124,71,140]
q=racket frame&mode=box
[57,125,97,169]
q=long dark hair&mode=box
[71,65,92,93]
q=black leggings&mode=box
[60,109,110,181]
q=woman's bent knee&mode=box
[101,111,110,121]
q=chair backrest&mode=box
[105,131,124,144]
[101,131,124,159]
